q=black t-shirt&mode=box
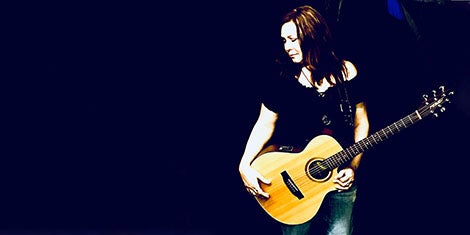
[262,73,363,150]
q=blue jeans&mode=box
[281,184,357,235]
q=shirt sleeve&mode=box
[260,65,285,113]
[345,74,367,106]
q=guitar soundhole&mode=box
[306,159,331,182]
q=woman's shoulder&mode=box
[343,60,357,81]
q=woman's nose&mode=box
[284,42,292,51]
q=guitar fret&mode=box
[371,134,378,144]
[327,155,335,168]
[407,115,414,124]
[363,139,371,149]
[400,119,407,128]
[323,157,333,169]
[353,145,360,155]
[393,122,400,132]
[337,154,345,166]
[359,141,366,150]
[349,146,356,156]
[345,148,353,159]
[326,153,341,169]
[357,141,365,152]
[381,129,388,139]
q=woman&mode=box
[238,5,369,235]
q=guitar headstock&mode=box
[420,85,454,118]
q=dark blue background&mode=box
[3,1,469,234]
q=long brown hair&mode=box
[280,5,347,85]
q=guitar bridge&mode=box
[281,171,304,199]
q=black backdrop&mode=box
[3,1,469,234]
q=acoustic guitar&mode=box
[250,85,453,225]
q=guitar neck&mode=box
[323,109,426,170]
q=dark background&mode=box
[3,1,469,234]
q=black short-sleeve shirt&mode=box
[262,73,364,149]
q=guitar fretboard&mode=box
[323,111,422,170]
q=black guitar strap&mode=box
[337,81,354,128]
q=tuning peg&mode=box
[433,113,439,118]
[440,107,446,113]
[432,90,438,100]
[422,94,429,103]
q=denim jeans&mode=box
[281,184,357,235]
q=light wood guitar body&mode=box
[251,135,343,225]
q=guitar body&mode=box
[251,135,344,225]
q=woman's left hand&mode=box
[333,168,355,192]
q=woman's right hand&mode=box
[239,165,271,198]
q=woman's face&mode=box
[281,21,302,63]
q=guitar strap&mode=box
[336,81,354,128]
